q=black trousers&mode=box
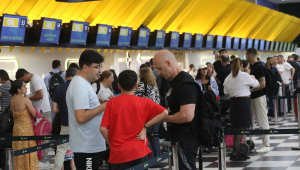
[74,152,99,170]
[176,137,200,170]
[109,155,148,170]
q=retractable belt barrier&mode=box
[224,129,300,135]
[0,135,69,141]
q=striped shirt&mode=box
[0,81,12,115]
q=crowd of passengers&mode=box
[0,48,299,170]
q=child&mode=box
[100,70,168,170]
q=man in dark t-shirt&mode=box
[213,49,227,74]
[247,48,270,153]
[287,56,300,89]
[215,54,231,100]
[153,49,200,170]
[52,68,77,169]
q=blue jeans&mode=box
[267,97,274,116]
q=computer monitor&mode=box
[0,14,27,43]
[191,34,203,49]
[232,37,239,50]
[240,38,246,50]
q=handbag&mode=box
[0,106,14,135]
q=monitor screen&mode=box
[279,42,283,51]
[254,39,259,49]
[247,39,253,49]
[170,31,179,48]
[274,42,279,51]
[194,34,203,49]
[118,26,132,47]
[216,35,223,49]
[270,41,275,51]
[286,43,291,52]
[70,21,89,45]
[0,14,27,43]
[39,18,62,44]
[265,41,270,51]
[155,30,165,48]
[225,36,231,49]
[283,42,287,52]
[96,25,112,46]
[183,33,192,48]
[206,34,214,48]
[137,28,150,47]
[240,38,246,50]
[233,37,239,49]
[259,40,265,51]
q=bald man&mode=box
[153,50,200,170]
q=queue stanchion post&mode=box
[172,144,179,170]
[292,93,300,150]
[274,96,278,123]
[290,80,295,114]
[5,148,14,170]
[221,134,226,170]
[282,85,287,117]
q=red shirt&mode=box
[100,94,166,164]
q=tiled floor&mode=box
[44,113,300,170]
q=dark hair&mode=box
[0,69,10,82]
[232,58,242,78]
[140,64,149,70]
[288,55,294,59]
[295,55,300,61]
[230,55,236,59]
[65,68,77,77]
[189,64,195,69]
[145,62,151,67]
[195,68,210,80]
[69,63,80,70]
[267,57,273,61]
[79,50,104,69]
[241,60,249,68]
[257,58,261,61]
[219,48,227,53]
[9,80,23,95]
[220,55,229,62]
[99,70,113,82]
[246,48,257,57]
[110,69,121,94]
[52,60,61,69]
[118,70,137,91]
[15,69,29,80]
[273,56,279,60]
[150,58,153,65]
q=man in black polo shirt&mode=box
[52,68,77,170]
[215,54,231,100]
[246,48,270,153]
[153,49,200,170]
[287,55,300,89]
[213,48,227,74]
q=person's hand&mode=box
[289,77,293,80]
[217,80,221,84]
[250,75,256,80]
[282,82,285,85]
[136,127,147,144]
[208,86,212,91]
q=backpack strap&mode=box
[50,72,54,76]
[58,71,63,75]
[96,82,101,94]
[144,82,147,97]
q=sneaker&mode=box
[229,154,247,161]
[254,145,263,151]
[38,161,48,168]
[240,154,250,159]
[255,146,270,153]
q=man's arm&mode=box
[250,77,265,92]
[100,127,110,145]
[163,104,195,124]
[290,67,295,80]
[75,103,107,124]
[29,89,43,101]
[52,101,59,114]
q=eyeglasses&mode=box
[89,65,103,70]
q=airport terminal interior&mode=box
[1,0,300,170]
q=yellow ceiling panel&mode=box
[38,1,61,20]
[75,1,100,22]
[123,0,150,27]
[130,0,161,29]
[16,0,39,16]
[90,0,119,26]
[248,10,276,39]
[2,0,25,15]
[99,0,127,24]
[267,15,291,41]
[26,0,52,21]
[276,17,298,42]
[49,3,70,20]
[0,0,13,15]
[254,12,283,40]
[143,0,170,26]
[86,0,110,24]
[106,0,135,26]
[284,18,300,42]
[59,3,81,23]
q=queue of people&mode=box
[1,48,300,170]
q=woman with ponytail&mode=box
[223,58,260,161]
[0,70,13,116]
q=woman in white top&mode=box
[92,70,114,104]
[223,58,260,161]
[195,65,219,96]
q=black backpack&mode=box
[49,71,64,98]
[169,77,223,148]
[0,106,14,135]
[264,67,279,96]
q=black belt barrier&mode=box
[14,138,69,157]
[277,95,296,100]
[225,129,300,135]
[0,135,69,141]
[125,151,172,170]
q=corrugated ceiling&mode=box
[0,0,299,43]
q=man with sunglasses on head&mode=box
[66,50,107,170]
